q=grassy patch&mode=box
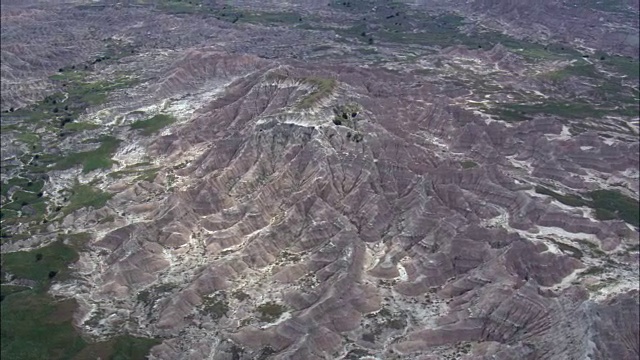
[297,77,337,109]
[64,184,112,215]
[1,177,44,198]
[109,167,159,179]
[1,288,159,360]
[49,71,86,83]
[545,237,584,259]
[135,169,159,183]
[581,266,605,276]
[0,241,80,287]
[256,301,286,322]
[130,114,175,135]
[67,78,134,107]
[535,186,589,207]
[54,136,120,173]
[232,290,250,301]
[235,11,301,25]
[543,62,600,81]
[16,133,40,147]
[0,285,29,300]
[536,186,639,227]
[202,295,229,320]
[74,336,161,360]
[159,1,303,25]
[1,292,86,360]
[1,176,48,226]
[460,160,478,169]
[3,190,46,214]
[588,190,639,227]
[600,54,640,79]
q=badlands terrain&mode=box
[1,0,639,359]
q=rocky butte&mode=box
[0,0,638,359]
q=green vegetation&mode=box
[66,78,135,107]
[1,293,85,360]
[536,186,639,227]
[1,241,79,288]
[135,283,177,306]
[135,169,159,183]
[544,62,599,81]
[588,190,639,227]
[158,0,303,25]
[460,160,478,169]
[535,186,589,207]
[332,103,361,129]
[1,289,158,360]
[64,184,112,215]
[297,77,337,109]
[256,301,286,322]
[73,336,161,360]
[603,55,640,79]
[0,285,29,300]
[130,114,176,135]
[581,266,605,276]
[235,10,301,25]
[109,166,159,183]
[486,99,636,122]
[2,177,44,198]
[1,175,48,232]
[0,40,157,359]
[54,136,120,173]
[202,295,229,320]
[16,133,40,147]
[1,237,158,359]
[232,290,250,301]
[545,237,584,259]
[346,349,373,360]
[49,71,86,83]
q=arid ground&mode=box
[1,1,639,359]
